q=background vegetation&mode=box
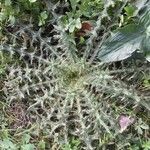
[0,0,150,149]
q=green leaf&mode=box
[0,12,6,22]
[0,139,17,149]
[79,37,85,44]
[134,0,148,11]
[69,24,76,33]
[75,18,81,29]
[22,134,31,144]
[146,54,150,62]
[29,0,37,3]
[141,28,150,62]
[98,24,145,62]
[68,19,76,33]
[38,11,48,26]
[124,5,136,17]
[140,124,149,130]
[139,4,150,28]
[5,0,11,6]
[40,11,48,20]
[38,140,45,150]
[142,141,150,150]
[69,0,80,11]
[9,15,15,24]
[137,127,143,135]
[97,2,150,63]
[21,144,35,150]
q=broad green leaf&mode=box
[134,0,148,11]
[141,34,150,62]
[21,144,35,150]
[147,25,150,36]
[0,139,16,149]
[9,15,15,24]
[29,0,37,3]
[98,24,145,62]
[139,4,150,28]
[124,5,136,17]
[146,54,150,62]
[22,134,31,144]
[75,18,81,29]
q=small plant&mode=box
[62,137,80,150]
[0,129,35,150]
[0,0,149,149]
[0,52,20,76]
[20,134,35,150]
[38,11,48,26]
[0,0,16,26]
[142,140,150,150]
[134,118,149,135]
[143,75,150,88]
